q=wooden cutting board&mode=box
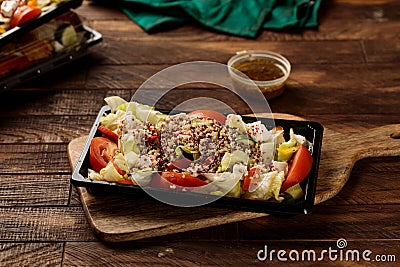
[67,114,400,242]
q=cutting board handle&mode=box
[347,124,400,160]
[314,123,400,204]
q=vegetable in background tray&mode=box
[0,11,86,78]
[0,0,70,33]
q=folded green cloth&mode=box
[116,0,321,38]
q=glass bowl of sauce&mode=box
[228,50,291,99]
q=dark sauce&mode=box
[234,60,284,81]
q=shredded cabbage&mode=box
[225,114,247,133]
[219,150,248,172]
[244,171,285,202]
[99,162,124,183]
[120,134,139,155]
[88,168,103,181]
[104,96,127,113]
[113,153,129,173]
[197,164,246,196]
[100,109,126,131]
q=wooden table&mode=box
[1,0,399,265]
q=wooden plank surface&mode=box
[0,243,63,267]
[0,174,70,206]
[0,207,96,242]
[63,240,399,266]
[0,0,399,265]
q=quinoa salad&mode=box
[87,96,314,203]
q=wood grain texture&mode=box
[2,52,398,117]
[0,204,398,244]
[0,115,94,143]
[0,174,70,206]
[0,89,110,116]
[0,144,72,173]
[315,124,400,203]
[320,157,400,205]
[239,205,400,241]
[7,37,397,91]
[0,207,96,241]
[78,187,256,243]
[362,40,400,63]
[2,86,400,119]
[67,112,400,242]
[148,205,400,243]
[0,243,63,267]
[83,63,400,91]
[63,240,399,266]
[88,40,366,65]
[69,185,83,206]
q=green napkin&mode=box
[116,0,321,38]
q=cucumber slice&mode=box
[235,135,255,146]
[175,145,199,160]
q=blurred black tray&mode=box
[71,106,324,215]
[0,0,83,47]
[0,25,102,91]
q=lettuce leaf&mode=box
[225,114,246,133]
[219,150,248,172]
[99,161,124,183]
[113,153,129,173]
[197,164,246,197]
[104,96,127,112]
[244,170,285,201]
[100,109,126,131]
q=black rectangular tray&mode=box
[0,25,102,91]
[71,106,324,215]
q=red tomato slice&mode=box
[147,135,159,142]
[151,172,207,189]
[242,167,261,191]
[167,158,192,171]
[10,5,42,28]
[280,145,313,192]
[273,126,284,132]
[0,55,32,76]
[98,125,118,144]
[188,110,227,125]
[89,137,118,172]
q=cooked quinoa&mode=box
[119,112,262,177]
